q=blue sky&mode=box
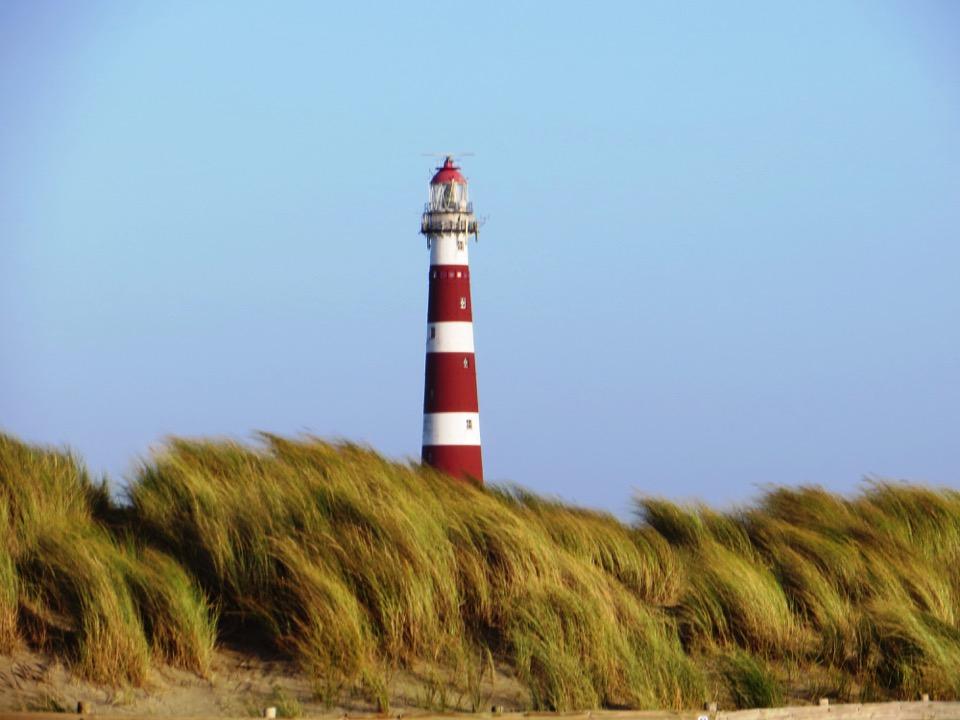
[2,1,958,512]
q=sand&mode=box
[0,649,530,717]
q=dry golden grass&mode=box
[3,431,960,708]
[0,434,215,683]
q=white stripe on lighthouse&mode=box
[422,412,482,446]
[429,234,471,265]
[427,322,475,353]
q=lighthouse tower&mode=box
[420,157,483,483]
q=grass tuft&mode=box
[0,434,215,684]
[722,651,784,708]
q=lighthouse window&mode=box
[430,327,436,339]
[432,271,438,279]
[463,357,469,369]
[466,419,473,430]
[457,239,465,251]
[460,297,467,309]
[456,271,462,278]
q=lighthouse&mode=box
[420,157,483,483]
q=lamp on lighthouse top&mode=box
[428,156,471,212]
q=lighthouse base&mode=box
[422,445,483,484]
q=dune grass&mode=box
[128,435,700,710]
[0,434,215,683]
[2,431,960,708]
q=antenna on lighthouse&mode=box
[420,152,475,169]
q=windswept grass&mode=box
[0,434,215,683]
[639,484,960,700]
[2,431,960,707]
[129,435,700,710]
[721,651,783,709]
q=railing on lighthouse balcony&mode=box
[421,182,478,237]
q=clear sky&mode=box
[2,1,958,513]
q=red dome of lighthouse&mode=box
[431,157,467,185]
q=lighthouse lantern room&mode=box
[419,157,483,483]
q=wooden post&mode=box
[922,693,930,703]
[819,698,830,707]
[705,702,718,713]
[76,702,90,714]
[264,707,277,719]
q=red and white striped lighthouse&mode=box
[420,157,483,483]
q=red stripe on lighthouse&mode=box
[421,445,483,483]
[427,267,473,322]
[423,353,478,412]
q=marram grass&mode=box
[0,434,215,683]
[2,432,960,709]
